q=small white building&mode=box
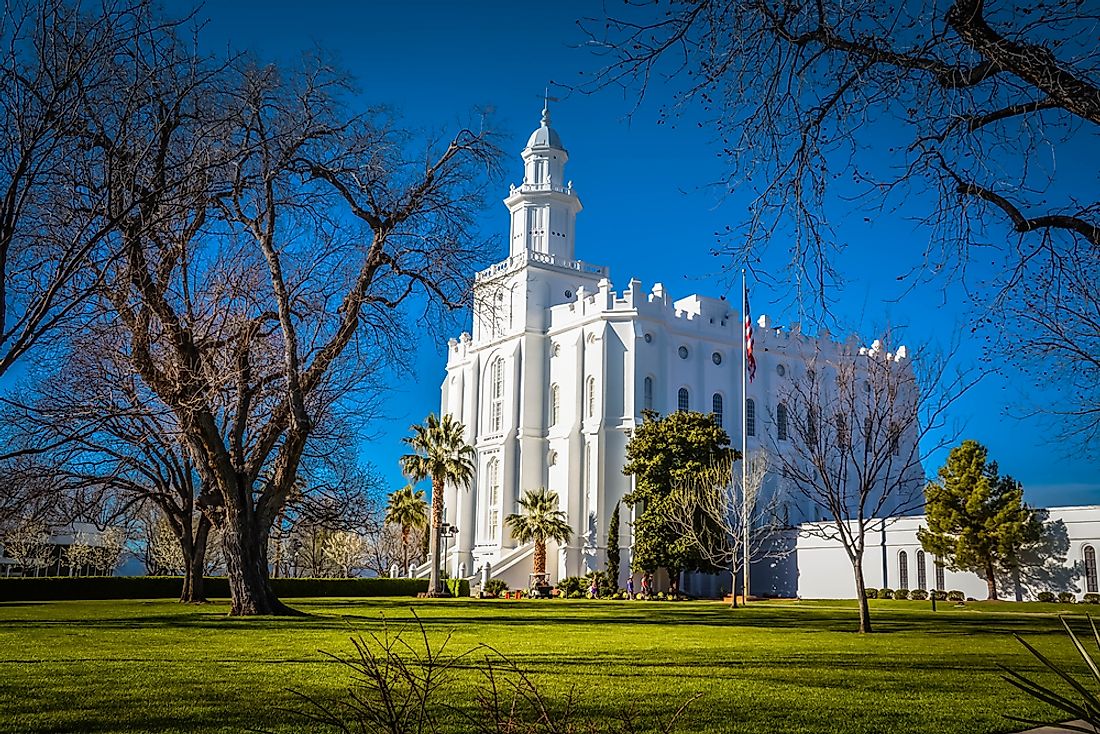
[797,505,1100,600]
[436,105,923,593]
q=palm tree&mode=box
[399,413,476,596]
[506,488,573,581]
[385,484,429,576]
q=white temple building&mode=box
[433,105,1100,601]
[435,104,928,594]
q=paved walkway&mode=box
[1015,722,1092,733]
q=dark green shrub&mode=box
[893,588,910,600]
[483,579,508,597]
[567,590,584,599]
[0,576,429,602]
[947,590,965,602]
[930,589,947,601]
[1058,592,1076,604]
[864,588,878,599]
[878,588,894,600]
[1083,594,1100,605]
[444,578,471,598]
[909,589,928,601]
[1037,591,1057,603]
[555,576,586,596]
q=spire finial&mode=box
[542,87,551,126]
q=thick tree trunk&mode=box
[427,476,446,596]
[222,511,297,616]
[180,516,212,603]
[853,556,873,634]
[401,526,410,576]
[986,559,999,600]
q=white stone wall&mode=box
[796,506,1100,600]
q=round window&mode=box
[712,352,722,365]
[644,333,653,343]
[564,289,573,298]
[678,346,689,359]
[776,364,786,377]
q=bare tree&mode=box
[584,0,1100,451]
[770,337,971,632]
[322,531,371,578]
[1,330,221,602]
[0,0,214,377]
[51,0,501,615]
[669,450,789,607]
[1,520,51,576]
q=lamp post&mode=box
[439,522,459,594]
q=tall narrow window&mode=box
[549,384,560,426]
[746,399,756,437]
[776,403,788,441]
[898,550,909,591]
[864,417,873,454]
[806,408,818,445]
[935,558,945,591]
[487,459,500,541]
[836,414,850,450]
[916,550,927,591]
[712,394,724,427]
[586,377,596,418]
[890,422,901,456]
[677,387,689,412]
[490,358,504,432]
[1086,546,1098,594]
[643,377,654,412]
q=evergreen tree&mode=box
[918,440,1041,600]
[622,410,734,593]
[604,502,621,596]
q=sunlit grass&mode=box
[0,597,1089,733]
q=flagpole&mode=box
[741,269,750,605]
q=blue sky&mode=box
[137,1,1099,507]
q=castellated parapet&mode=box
[434,103,919,598]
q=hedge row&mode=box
[0,576,472,601]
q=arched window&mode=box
[1086,546,1098,594]
[677,387,689,412]
[586,377,597,418]
[712,393,723,427]
[776,403,788,441]
[746,399,756,437]
[643,376,654,412]
[935,557,945,591]
[806,408,818,445]
[916,550,927,591]
[490,358,504,432]
[898,550,909,591]
[487,459,500,542]
[549,384,559,426]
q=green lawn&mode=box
[0,597,1092,733]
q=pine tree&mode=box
[605,502,621,595]
[918,440,1040,600]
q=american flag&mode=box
[744,290,756,382]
